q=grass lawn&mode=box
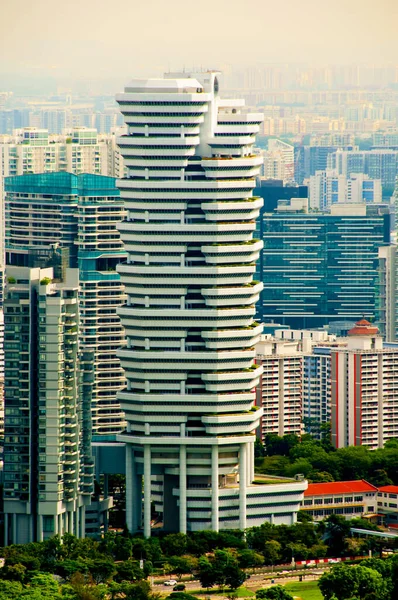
[235,588,255,597]
[284,581,323,600]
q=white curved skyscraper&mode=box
[116,71,306,535]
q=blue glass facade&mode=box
[257,208,391,329]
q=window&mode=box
[314,499,323,505]
[335,497,343,503]
[304,499,312,506]
[354,496,363,502]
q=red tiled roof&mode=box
[378,485,398,494]
[304,480,378,497]
[348,319,379,336]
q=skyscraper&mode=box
[115,72,307,535]
[258,202,393,332]
[3,267,92,544]
[5,172,126,434]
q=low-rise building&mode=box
[301,480,378,521]
[377,486,398,525]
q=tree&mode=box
[308,543,328,559]
[323,514,352,556]
[345,537,368,558]
[114,560,145,583]
[0,580,23,600]
[114,536,132,561]
[370,469,393,487]
[0,562,27,582]
[286,542,308,561]
[161,534,188,557]
[237,549,264,569]
[256,586,294,600]
[222,563,246,590]
[197,556,216,589]
[167,556,198,580]
[297,510,313,523]
[318,564,388,600]
[262,541,281,567]
[85,559,116,584]
[255,439,265,459]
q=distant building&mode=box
[331,320,398,449]
[262,139,295,182]
[309,170,382,211]
[0,127,125,178]
[295,145,354,184]
[257,202,393,333]
[255,335,303,438]
[330,149,398,195]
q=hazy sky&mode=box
[1,0,397,86]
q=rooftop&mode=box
[348,319,379,337]
[304,479,377,497]
[378,485,398,494]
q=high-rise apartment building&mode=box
[331,320,398,449]
[3,267,93,544]
[116,72,307,535]
[309,170,382,211]
[330,149,398,195]
[294,145,354,184]
[255,336,303,438]
[257,202,393,332]
[0,127,125,179]
[5,172,126,434]
[262,139,295,182]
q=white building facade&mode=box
[3,267,92,544]
[331,319,398,449]
[116,72,307,535]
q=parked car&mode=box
[164,580,178,586]
[174,584,186,591]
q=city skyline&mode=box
[1,0,398,93]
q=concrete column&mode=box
[69,511,74,535]
[125,444,133,532]
[249,441,254,483]
[37,515,43,542]
[80,506,86,538]
[74,509,78,538]
[12,514,17,544]
[58,514,63,537]
[246,442,251,485]
[144,444,151,538]
[65,512,69,535]
[211,445,219,532]
[29,517,34,543]
[179,445,187,534]
[4,513,8,546]
[239,443,247,531]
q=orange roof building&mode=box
[348,319,380,337]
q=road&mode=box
[155,567,329,596]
